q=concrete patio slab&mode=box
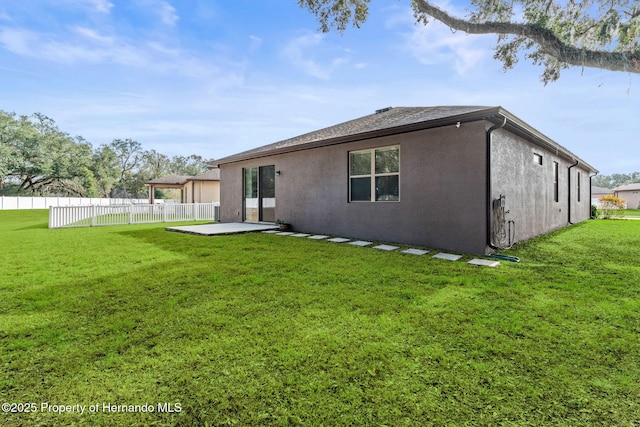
[262,230,281,234]
[468,259,500,267]
[167,222,279,236]
[402,248,429,256]
[349,240,373,247]
[290,233,312,237]
[308,235,329,240]
[276,232,295,236]
[432,252,463,261]
[327,237,350,243]
[373,244,399,251]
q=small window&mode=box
[533,153,543,165]
[577,171,581,202]
[553,162,559,202]
[349,146,399,202]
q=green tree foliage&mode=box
[0,110,212,198]
[298,0,640,83]
[170,154,209,176]
[592,171,640,188]
[0,111,96,196]
[90,144,120,198]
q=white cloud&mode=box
[407,21,492,74]
[65,0,114,14]
[73,26,115,44]
[0,25,242,81]
[386,4,492,75]
[281,32,352,80]
[157,1,179,26]
[0,28,32,56]
[249,35,263,52]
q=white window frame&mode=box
[349,145,400,202]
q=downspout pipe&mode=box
[568,159,579,224]
[589,171,598,218]
[486,115,507,251]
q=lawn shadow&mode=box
[17,222,50,230]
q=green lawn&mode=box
[1,210,639,426]
[626,208,640,218]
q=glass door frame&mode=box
[243,165,276,222]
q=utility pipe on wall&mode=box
[589,171,598,218]
[568,159,579,224]
[486,115,507,251]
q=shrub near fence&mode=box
[49,203,219,228]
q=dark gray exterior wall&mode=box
[220,121,489,254]
[490,127,592,245]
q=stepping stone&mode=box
[307,235,329,240]
[276,232,295,236]
[468,258,500,267]
[402,248,430,256]
[432,252,463,261]
[327,237,350,243]
[262,230,280,234]
[349,240,373,247]
[373,244,399,251]
[291,233,311,237]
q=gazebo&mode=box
[145,168,220,204]
[145,175,192,204]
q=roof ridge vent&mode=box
[375,107,393,114]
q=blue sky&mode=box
[0,0,637,175]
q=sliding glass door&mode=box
[243,165,275,222]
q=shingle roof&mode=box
[190,168,220,181]
[145,169,220,186]
[612,182,640,191]
[145,175,191,185]
[213,105,597,173]
[591,186,613,194]
[216,106,495,163]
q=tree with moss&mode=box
[298,0,640,83]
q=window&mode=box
[553,161,559,202]
[577,171,581,202]
[534,153,543,165]
[349,146,399,202]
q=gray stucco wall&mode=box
[220,121,489,254]
[220,120,593,255]
[490,127,592,246]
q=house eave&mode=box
[212,106,597,174]
[488,108,598,174]
[212,108,503,166]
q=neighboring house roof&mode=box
[189,168,220,181]
[145,169,220,186]
[591,186,613,194]
[145,175,191,186]
[211,106,597,173]
[612,183,640,192]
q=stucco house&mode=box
[613,183,640,209]
[145,168,220,204]
[212,106,597,255]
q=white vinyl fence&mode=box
[49,203,219,229]
[1,196,148,210]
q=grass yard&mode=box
[1,210,639,426]
[625,208,640,218]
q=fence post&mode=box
[162,204,167,222]
[91,205,96,226]
[193,202,198,221]
[129,204,133,224]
